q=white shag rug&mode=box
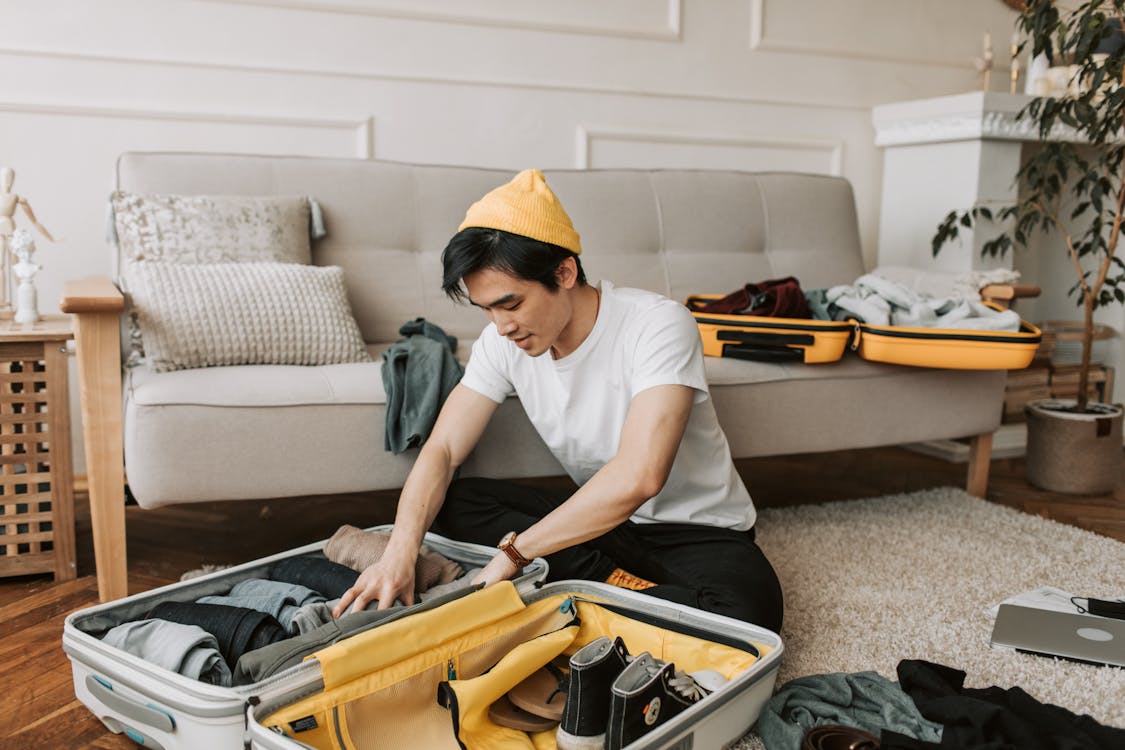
[732,487,1125,749]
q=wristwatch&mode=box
[498,531,532,569]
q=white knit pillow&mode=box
[125,262,371,372]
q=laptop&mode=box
[990,603,1125,668]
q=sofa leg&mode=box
[966,432,993,498]
[65,278,128,603]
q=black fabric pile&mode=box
[881,660,1125,750]
[147,601,286,669]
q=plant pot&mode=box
[1024,399,1123,494]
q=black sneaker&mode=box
[556,636,631,750]
[604,652,713,750]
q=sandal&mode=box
[488,694,559,732]
[507,659,568,721]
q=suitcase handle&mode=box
[86,674,176,734]
[716,330,814,347]
[721,344,805,363]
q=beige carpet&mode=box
[732,487,1125,749]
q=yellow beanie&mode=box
[458,169,582,255]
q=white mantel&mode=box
[872,92,1069,274]
[872,91,1084,148]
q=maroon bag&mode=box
[689,277,811,319]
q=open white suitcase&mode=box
[63,527,549,750]
[64,529,783,750]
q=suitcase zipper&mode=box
[447,658,457,680]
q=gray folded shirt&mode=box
[103,618,232,687]
[197,578,326,635]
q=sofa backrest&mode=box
[116,153,865,345]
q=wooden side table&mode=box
[0,315,76,581]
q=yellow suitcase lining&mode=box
[262,582,768,750]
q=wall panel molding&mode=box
[576,125,844,175]
[0,46,869,113]
[206,0,683,40]
[749,0,1015,69]
[0,100,374,158]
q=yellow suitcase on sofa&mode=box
[686,294,853,364]
[854,303,1042,370]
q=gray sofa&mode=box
[64,153,1006,601]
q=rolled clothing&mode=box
[269,555,359,600]
[287,567,483,634]
[757,670,943,750]
[233,580,484,685]
[197,578,326,635]
[148,601,287,669]
[324,525,464,591]
[102,618,232,686]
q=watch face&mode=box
[500,532,516,548]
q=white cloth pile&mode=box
[826,273,1021,331]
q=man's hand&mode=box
[471,551,521,587]
[333,549,417,617]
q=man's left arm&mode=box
[473,383,694,584]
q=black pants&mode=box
[433,477,784,632]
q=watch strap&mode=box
[499,533,532,568]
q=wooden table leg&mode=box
[966,431,993,498]
[46,341,77,581]
[72,311,126,601]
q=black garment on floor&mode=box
[269,555,359,600]
[147,601,286,669]
[432,477,784,631]
[881,659,1125,750]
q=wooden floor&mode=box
[2,446,1122,748]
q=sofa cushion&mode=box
[126,262,371,372]
[111,192,314,265]
[123,360,565,508]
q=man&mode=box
[334,169,783,630]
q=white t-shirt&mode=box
[460,281,756,530]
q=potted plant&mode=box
[932,0,1124,493]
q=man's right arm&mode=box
[332,384,500,615]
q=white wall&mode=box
[2,0,1022,471]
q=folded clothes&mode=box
[102,618,232,686]
[815,274,1021,331]
[287,566,483,635]
[324,525,464,592]
[197,578,326,635]
[148,601,287,669]
[232,578,485,685]
[269,555,359,600]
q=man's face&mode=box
[464,265,574,358]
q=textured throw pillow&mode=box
[110,192,315,265]
[124,262,371,373]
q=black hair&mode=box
[441,227,586,303]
